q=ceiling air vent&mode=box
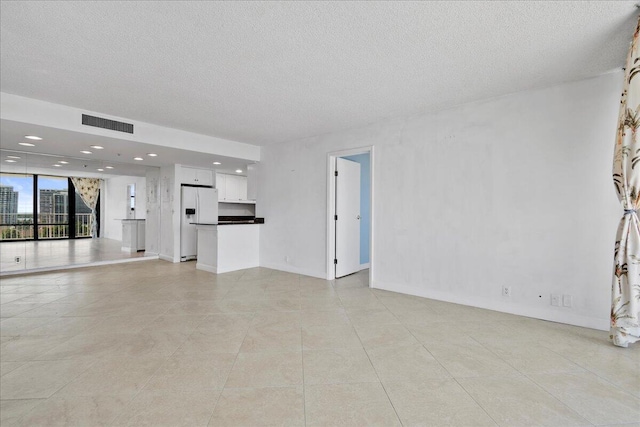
[82,114,134,134]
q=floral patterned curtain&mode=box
[611,18,640,348]
[71,177,101,238]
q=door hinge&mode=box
[334,214,338,221]
[334,259,338,264]
[334,171,338,176]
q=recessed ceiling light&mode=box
[58,160,68,164]
[147,153,158,157]
[6,155,21,159]
[19,142,35,147]
[134,157,143,161]
[5,159,17,163]
[105,166,114,169]
[53,164,62,167]
[97,168,104,172]
[24,135,42,140]
[90,145,104,150]
[213,162,221,165]
[80,150,92,154]
[236,169,243,173]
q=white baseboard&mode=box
[159,254,179,263]
[195,263,217,274]
[371,280,609,331]
[259,261,326,279]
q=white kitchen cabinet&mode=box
[181,166,213,186]
[196,169,213,186]
[226,175,247,201]
[181,167,197,184]
[246,165,258,201]
[237,176,248,200]
[215,173,248,202]
[216,173,226,201]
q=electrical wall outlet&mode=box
[550,294,561,307]
[14,256,21,264]
[502,286,511,297]
[562,294,572,307]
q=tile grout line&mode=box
[520,371,598,427]
[94,315,187,427]
[348,286,405,427]
[6,354,106,426]
[449,376,502,427]
[205,306,258,427]
[467,333,636,405]
[301,327,307,427]
[457,336,593,427]
[402,319,501,426]
[105,361,166,427]
[538,342,640,400]
[364,354,405,427]
[111,282,234,426]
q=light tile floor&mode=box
[0,261,639,426]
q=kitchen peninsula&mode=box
[193,218,262,273]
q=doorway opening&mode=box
[327,147,374,285]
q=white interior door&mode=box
[335,157,361,278]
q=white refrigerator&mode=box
[180,185,218,261]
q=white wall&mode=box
[159,164,179,262]
[258,71,623,330]
[144,168,161,255]
[103,175,147,241]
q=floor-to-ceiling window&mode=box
[0,173,97,242]
[0,173,34,241]
[37,175,69,239]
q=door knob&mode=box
[356,215,361,220]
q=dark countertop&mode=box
[192,217,264,226]
[218,220,261,225]
[220,217,264,225]
[191,220,263,226]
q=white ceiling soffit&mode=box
[0,120,254,177]
[0,1,636,146]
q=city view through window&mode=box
[0,173,93,241]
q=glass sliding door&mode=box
[37,175,70,239]
[0,173,35,241]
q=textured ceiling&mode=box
[0,1,637,146]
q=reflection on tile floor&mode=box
[0,238,150,274]
[0,263,639,426]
